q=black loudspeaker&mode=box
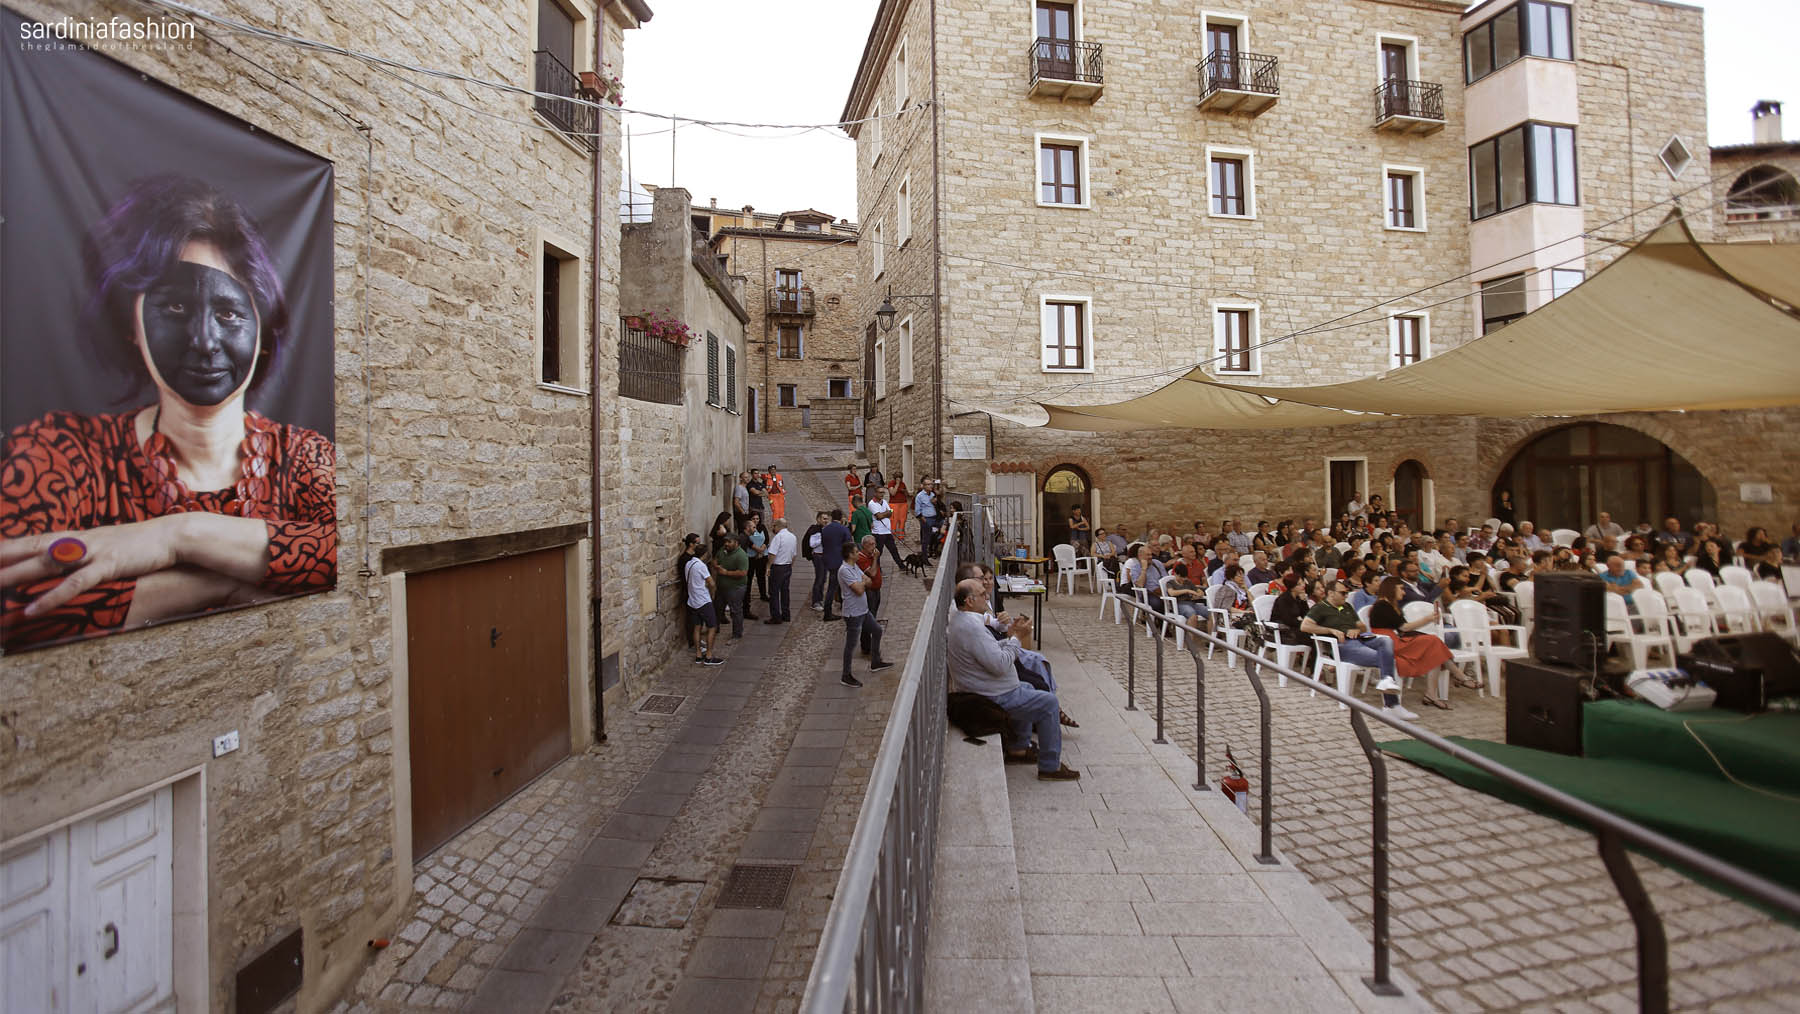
[1683,632,1800,712]
[1532,571,1607,670]
[1504,658,1592,756]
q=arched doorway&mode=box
[1392,459,1429,530]
[1725,165,1800,223]
[1492,423,1716,533]
[1041,464,1092,553]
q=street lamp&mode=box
[875,284,933,331]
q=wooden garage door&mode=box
[407,547,571,860]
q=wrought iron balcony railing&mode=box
[532,50,597,152]
[1197,51,1279,115]
[1373,78,1446,133]
[767,287,815,315]
[1027,37,1103,100]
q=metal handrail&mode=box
[1026,37,1103,87]
[1105,591,1800,1011]
[531,49,597,152]
[1198,50,1279,98]
[801,513,974,1013]
[1372,78,1445,124]
[767,286,815,315]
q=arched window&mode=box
[1492,423,1715,533]
[1726,165,1800,222]
[1041,464,1092,553]
[1392,459,1429,530]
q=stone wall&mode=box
[0,1,638,1010]
[1711,145,1800,244]
[808,396,862,446]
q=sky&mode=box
[619,0,1798,222]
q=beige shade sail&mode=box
[1016,216,1800,431]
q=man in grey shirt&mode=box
[947,579,1078,781]
[837,552,894,688]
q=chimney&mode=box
[1752,100,1783,144]
[710,197,717,208]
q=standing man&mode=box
[863,462,885,493]
[838,542,894,687]
[850,494,874,547]
[870,486,905,569]
[803,510,830,611]
[820,508,854,622]
[712,532,750,640]
[765,518,797,624]
[766,466,787,522]
[915,478,940,561]
[746,470,767,523]
[844,463,863,512]
[684,542,726,666]
[732,472,751,531]
[856,535,885,656]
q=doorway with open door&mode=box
[1041,464,1092,556]
[1392,459,1432,530]
[1325,458,1367,522]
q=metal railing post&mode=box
[1125,609,1137,711]
[1348,710,1402,997]
[1240,658,1279,865]
[1598,829,1670,1014]
[1192,649,1206,789]
[1153,621,1167,744]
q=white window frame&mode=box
[874,331,888,398]
[777,383,798,407]
[898,314,915,387]
[872,219,885,278]
[1210,299,1261,376]
[1550,267,1585,299]
[777,322,805,360]
[1387,311,1431,367]
[1028,0,1085,43]
[1205,144,1256,220]
[1034,131,1092,210]
[1038,293,1095,374]
[1201,10,1251,54]
[895,37,909,109]
[1374,32,1421,82]
[897,175,912,245]
[1382,164,1427,232]
[870,98,883,164]
[534,227,588,394]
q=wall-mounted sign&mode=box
[953,435,987,459]
[1739,483,1774,504]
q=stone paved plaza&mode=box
[1039,590,1800,1013]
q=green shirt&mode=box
[714,548,749,590]
[1305,601,1360,634]
[851,505,874,543]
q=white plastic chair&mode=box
[1552,529,1580,548]
[1247,582,1269,599]
[1207,609,1250,670]
[1158,574,1188,651]
[1448,599,1527,696]
[1097,568,1124,623]
[1719,564,1755,593]
[1635,593,1696,654]
[1402,600,1457,704]
[1653,571,1686,608]
[1713,584,1759,635]
[1605,594,1676,670]
[1670,587,1719,644]
[1686,569,1721,607]
[1335,542,1353,555]
[1251,593,1310,687]
[1312,633,1378,710]
[1749,582,1799,644]
[1512,581,1536,650]
[1052,543,1095,595]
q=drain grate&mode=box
[636,693,687,715]
[715,863,797,910]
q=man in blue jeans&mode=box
[947,578,1080,781]
[914,479,939,560]
[819,508,854,621]
[1301,580,1415,720]
[836,551,894,687]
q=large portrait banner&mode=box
[2,8,337,654]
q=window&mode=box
[778,383,798,407]
[1464,1,1571,84]
[1037,136,1087,207]
[898,316,915,387]
[1468,122,1576,220]
[895,37,909,108]
[872,220,885,277]
[874,331,888,397]
[1207,147,1254,218]
[1040,298,1089,372]
[1212,302,1258,374]
[1035,2,1078,80]
[1390,314,1428,366]
[778,324,803,359]
[538,236,584,389]
[726,344,738,413]
[1384,167,1424,230]
[1200,11,1249,88]
[829,378,853,398]
[1551,268,1584,299]
[897,176,912,244]
[870,98,882,163]
[532,0,596,150]
[1480,274,1527,333]
[1658,137,1692,179]
[706,331,720,405]
[1380,40,1410,83]
[775,268,801,292]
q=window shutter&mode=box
[726,345,738,411]
[706,332,720,405]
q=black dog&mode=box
[900,552,927,576]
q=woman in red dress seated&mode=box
[1368,577,1457,711]
[1,176,336,652]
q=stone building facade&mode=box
[0,1,649,1011]
[1711,101,1800,244]
[842,0,1798,548]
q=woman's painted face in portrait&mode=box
[135,244,259,407]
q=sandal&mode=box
[1420,695,1453,711]
[1452,671,1484,690]
[1059,709,1080,728]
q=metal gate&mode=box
[949,491,1025,559]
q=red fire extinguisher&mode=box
[1220,745,1249,814]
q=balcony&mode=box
[1196,51,1279,116]
[1373,79,1446,135]
[767,287,815,315]
[1026,38,1103,102]
[532,50,598,152]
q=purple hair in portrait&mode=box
[83,174,290,395]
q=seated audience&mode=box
[1302,580,1410,719]
[1369,577,1456,710]
[948,579,1079,781]
[1166,563,1209,622]
[1246,549,1278,587]
[1209,564,1250,613]
[1598,553,1645,606]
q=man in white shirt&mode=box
[684,545,726,666]
[947,578,1078,781]
[914,480,940,560]
[1226,520,1253,555]
[1586,511,1626,543]
[1518,521,1545,552]
[765,519,798,624]
[1346,491,1365,517]
[869,487,905,568]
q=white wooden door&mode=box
[0,787,173,1014]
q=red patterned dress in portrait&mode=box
[1,409,336,651]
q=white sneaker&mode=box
[1393,704,1420,721]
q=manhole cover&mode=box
[715,863,797,910]
[637,694,686,715]
[612,878,705,928]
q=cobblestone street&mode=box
[1041,591,1800,1012]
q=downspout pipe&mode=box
[589,5,610,742]
[928,0,945,479]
